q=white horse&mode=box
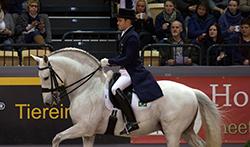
[32,48,222,147]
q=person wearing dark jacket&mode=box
[159,20,198,66]
[188,0,216,43]
[218,0,243,40]
[7,0,52,44]
[175,0,200,20]
[197,23,232,66]
[228,18,250,65]
[100,8,163,135]
[132,0,155,50]
[15,0,46,50]
[155,0,186,43]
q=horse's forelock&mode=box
[48,48,100,65]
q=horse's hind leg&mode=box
[181,122,205,147]
[52,124,94,147]
[162,126,182,147]
[165,134,181,147]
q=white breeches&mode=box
[111,69,132,95]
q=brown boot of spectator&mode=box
[33,35,46,50]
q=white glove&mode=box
[100,58,109,67]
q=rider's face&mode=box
[117,18,130,31]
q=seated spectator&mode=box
[7,0,52,44]
[175,0,200,27]
[159,20,198,66]
[188,0,216,43]
[208,0,228,21]
[239,0,250,18]
[218,0,243,41]
[132,0,155,50]
[15,0,47,50]
[0,0,15,51]
[155,0,186,43]
[197,23,232,66]
[228,18,250,65]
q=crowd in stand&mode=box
[121,0,250,66]
[0,0,250,66]
[0,0,51,53]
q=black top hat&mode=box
[115,8,136,19]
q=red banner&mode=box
[131,76,250,144]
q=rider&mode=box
[100,8,163,135]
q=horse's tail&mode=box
[193,89,222,147]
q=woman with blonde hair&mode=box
[15,0,46,50]
[132,0,155,50]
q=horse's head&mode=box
[32,54,63,107]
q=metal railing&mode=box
[61,30,121,59]
[0,44,54,66]
[206,44,250,66]
[141,44,202,66]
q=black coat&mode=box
[108,26,163,103]
[175,0,200,19]
[198,36,232,66]
[159,35,199,66]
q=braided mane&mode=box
[48,47,100,65]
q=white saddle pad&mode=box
[104,85,151,111]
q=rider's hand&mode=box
[100,58,109,67]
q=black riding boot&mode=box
[115,88,139,135]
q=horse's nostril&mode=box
[45,103,51,107]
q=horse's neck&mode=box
[51,56,106,102]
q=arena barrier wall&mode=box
[0,66,249,144]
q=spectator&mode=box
[208,0,228,21]
[7,0,52,44]
[15,0,47,50]
[159,20,198,66]
[175,0,200,26]
[132,0,155,50]
[228,18,250,65]
[188,0,216,43]
[155,0,186,43]
[197,23,232,66]
[0,0,15,51]
[218,0,243,41]
[239,0,250,18]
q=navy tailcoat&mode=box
[108,26,163,103]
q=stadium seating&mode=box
[148,3,164,26]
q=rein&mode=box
[38,62,101,102]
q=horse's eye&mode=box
[44,77,49,81]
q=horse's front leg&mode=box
[52,123,94,147]
[82,135,96,147]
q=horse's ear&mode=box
[43,54,49,64]
[31,54,42,63]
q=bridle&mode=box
[38,62,101,104]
